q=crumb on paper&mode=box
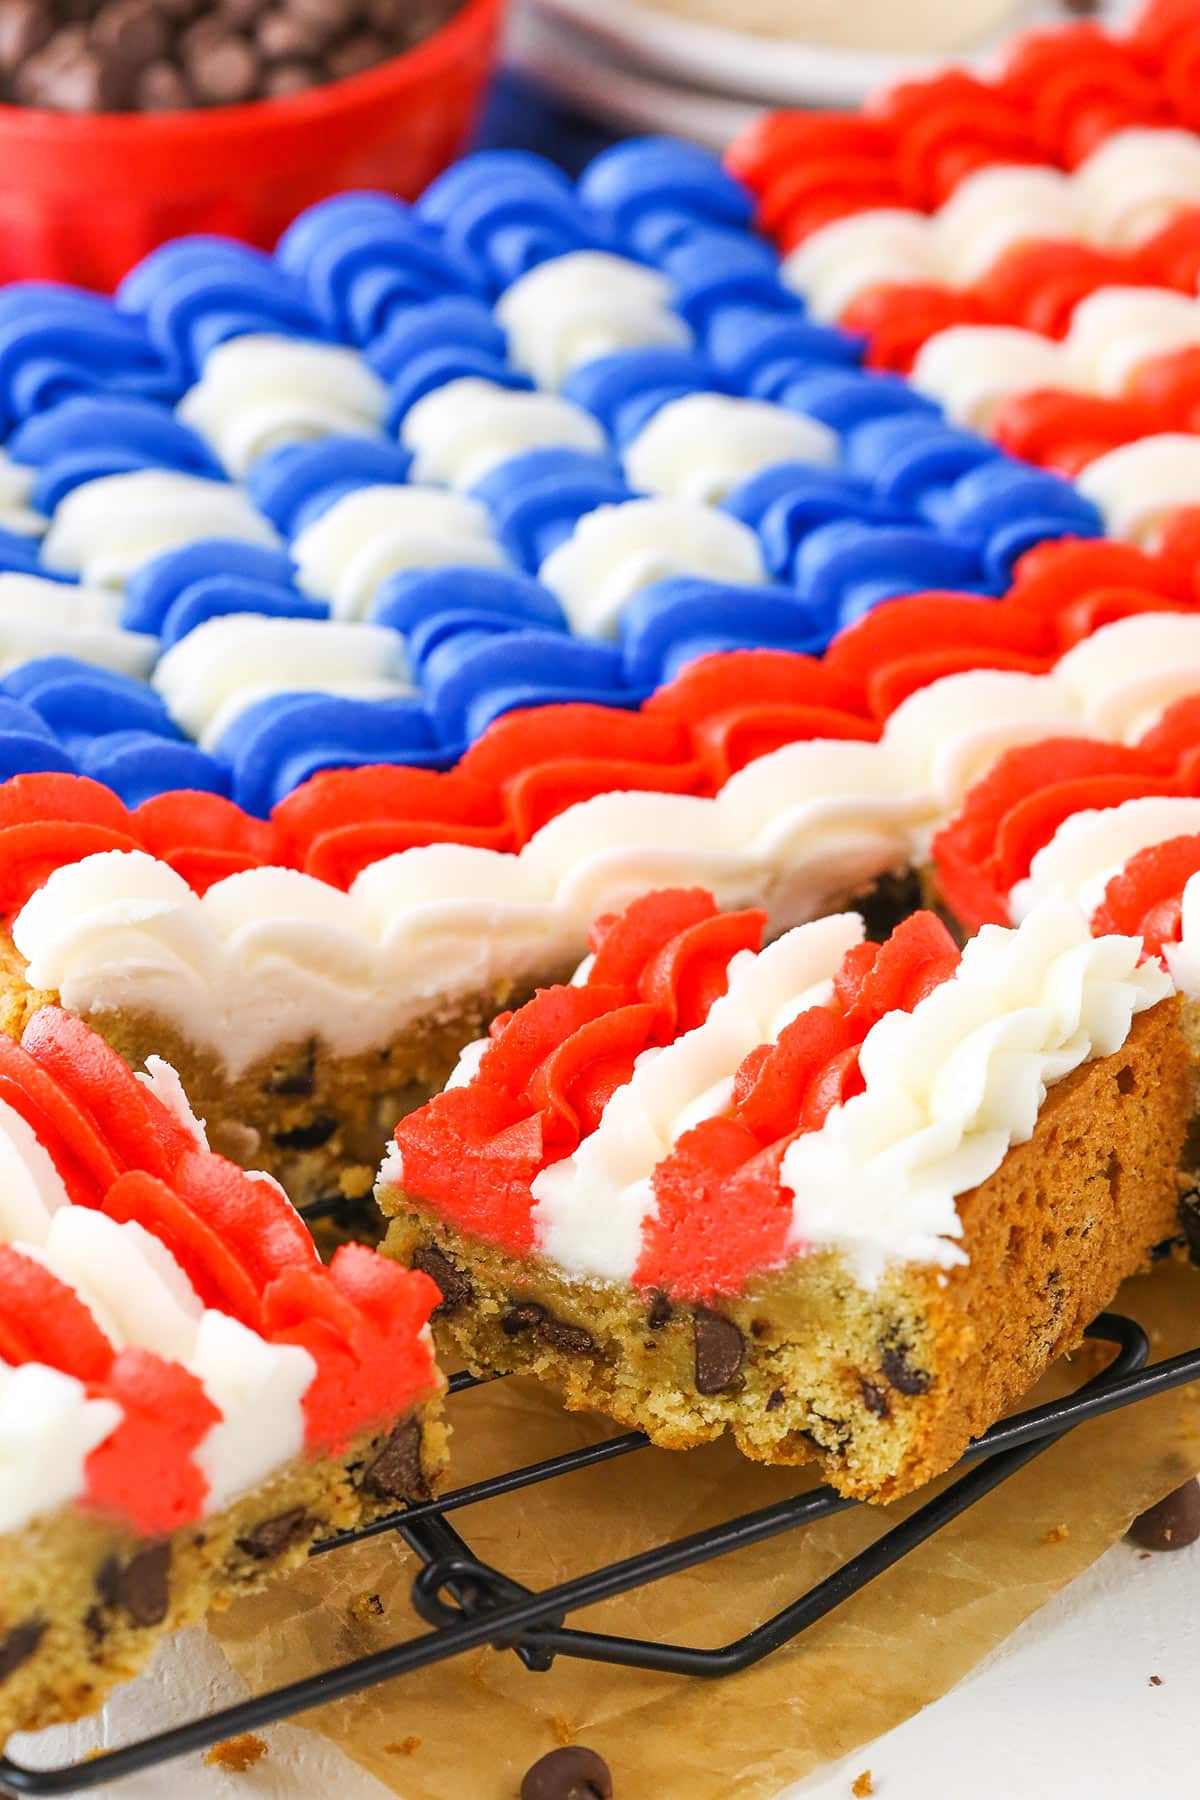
[1041,1524,1070,1545]
[384,1737,422,1757]
[204,1734,269,1773]
[852,1772,874,1797]
[348,1590,385,1623]
[1150,1674,1163,1687]
[552,1714,575,1746]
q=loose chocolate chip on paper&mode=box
[411,1244,473,1314]
[521,1745,613,1800]
[1127,1480,1200,1552]
[0,1619,45,1684]
[237,1507,311,1560]
[692,1309,745,1395]
[362,1417,428,1501]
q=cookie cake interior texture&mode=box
[4,0,1200,1739]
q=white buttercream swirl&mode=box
[1008,797,1200,924]
[290,483,506,620]
[539,497,767,636]
[177,334,387,478]
[0,1362,121,1536]
[622,393,838,503]
[912,288,1200,434]
[0,572,156,678]
[780,899,1171,1286]
[0,452,46,538]
[400,376,607,488]
[0,1058,317,1529]
[1074,435,1200,547]
[496,251,692,390]
[12,738,922,1078]
[152,613,413,747]
[528,913,863,1281]
[40,469,281,588]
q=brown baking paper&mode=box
[211,1262,1200,1800]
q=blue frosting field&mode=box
[0,137,1103,814]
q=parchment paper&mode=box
[211,1263,1200,1800]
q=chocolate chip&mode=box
[411,1244,473,1315]
[14,25,128,109]
[0,0,51,73]
[262,57,316,93]
[881,1342,930,1396]
[860,1379,890,1419]
[501,1301,547,1337]
[92,0,171,65]
[362,1418,429,1502]
[264,1046,316,1097]
[0,1619,45,1684]
[537,1316,595,1356]
[135,56,191,105]
[236,1507,311,1561]
[1127,1480,1200,1552]
[256,8,326,59]
[521,1745,613,1800]
[1178,1190,1200,1264]
[501,1299,593,1356]
[272,1113,337,1151]
[765,1388,784,1411]
[326,29,388,78]
[646,1291,671,1331]
[692,1310,745,1395]
[97,1543,171,1628]
[289,0,360,34]
[185,27,259,103]
[221,0,266,26]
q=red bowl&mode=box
[0,0,505,290]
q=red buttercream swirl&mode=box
[392,893,961,1299]
[0,536,1198,917]
[0,1007,440,1532]
[1091,831,1200,952]
[728,6,1192,250]
[932,694,1200,928]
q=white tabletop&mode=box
[11,1530,1197,1799]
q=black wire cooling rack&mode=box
[2,1312,1199,1797]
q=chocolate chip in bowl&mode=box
[0,0,467,112]
[0,0,502,295]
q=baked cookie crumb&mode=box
[385,1737,422,1756]
[852,1772,874,1797]
[204,1733,268,1773]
